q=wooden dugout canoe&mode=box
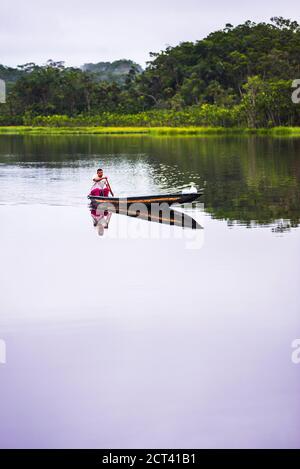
[88,192,202,208]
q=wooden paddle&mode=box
[105,178,114,197]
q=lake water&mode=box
[0,135,299,449]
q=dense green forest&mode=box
[1,17,300,128]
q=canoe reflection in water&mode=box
[89,201,202,236]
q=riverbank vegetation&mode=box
[0,17,300,129]
[1,125,300,136]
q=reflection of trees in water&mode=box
[146,136,300,227]
[1,135,300,227]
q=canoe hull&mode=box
[88,192,202,208]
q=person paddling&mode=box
[90,168,114,197]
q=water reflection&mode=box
[89,202,202,236]
[0,135,300,229]
[0,136,299,448]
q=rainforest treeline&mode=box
[1,17,300,128]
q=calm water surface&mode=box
[0,135,299,448]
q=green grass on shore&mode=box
[0,126,300,136]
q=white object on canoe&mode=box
[182,183,197,194]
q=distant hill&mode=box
[0,59,143,88]
[81,60,143,83]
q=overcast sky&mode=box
[1,0,299,68]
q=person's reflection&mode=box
[90,206,112,236]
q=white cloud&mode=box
[0,0,299,67]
